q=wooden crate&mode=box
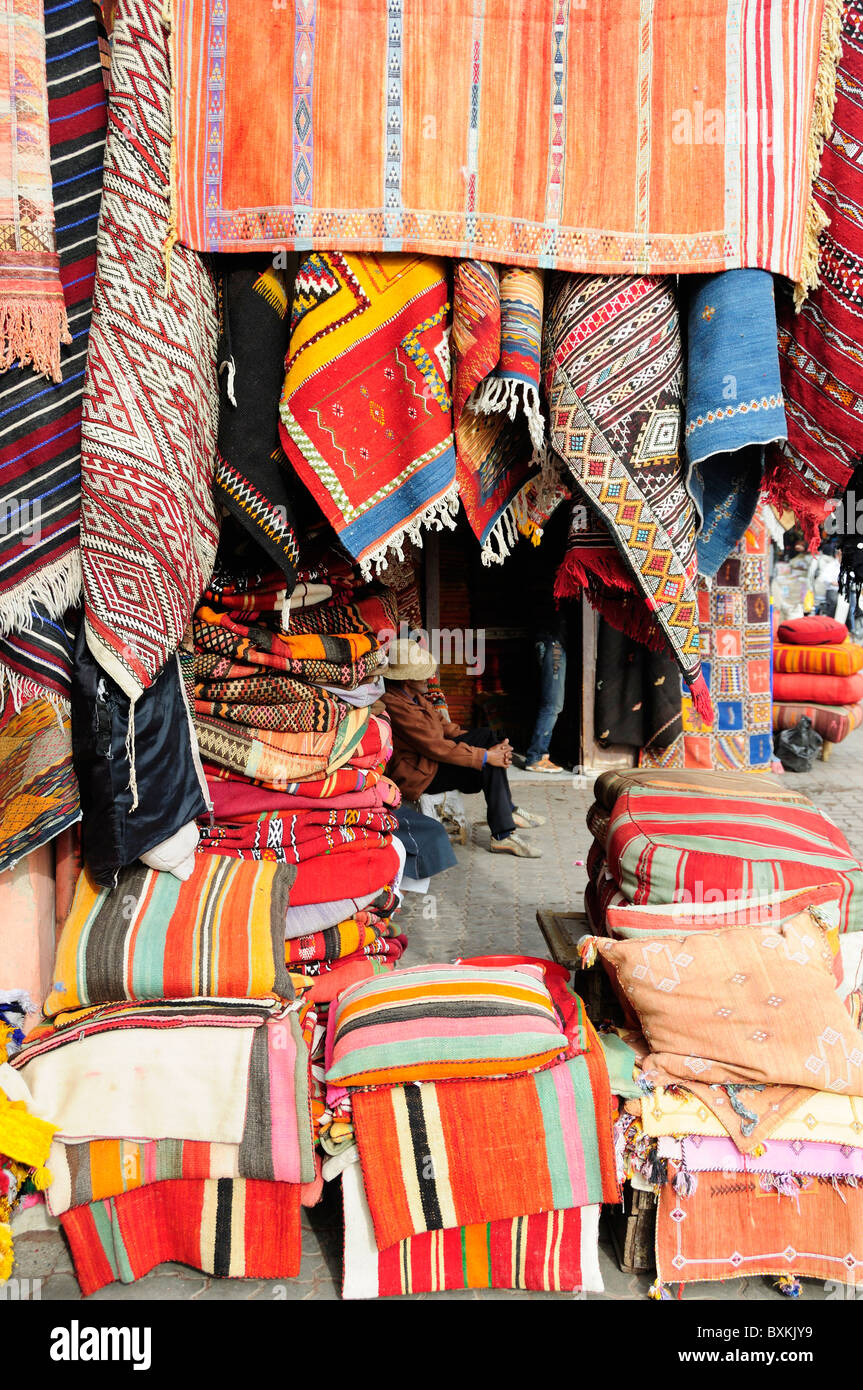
[535,910,626,1027]
[607,1183,657,1274]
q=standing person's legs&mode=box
[427,727,516,839]
[525,637,567,768]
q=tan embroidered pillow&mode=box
[589,911,863,1093]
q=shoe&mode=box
[489,832,542,858]
[512,805,547,829]
[524,755,564,774]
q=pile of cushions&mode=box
[584,767,863,939]
[773,614,863,749]
[323,960,620,1297]
[10,855,316,1294]
[581,899,863,1292]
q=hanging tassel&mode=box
[775,1273,802,1298]
[687,672,714,727]
[577,936,598,968]
[673,1167,698,1198]
[647,1278,672,1301]
[125,703,139,813]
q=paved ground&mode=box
[12,736,863,1302]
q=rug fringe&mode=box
[471,376,546,451]
[0,552,82,637]
[358,484,461,580]
[761,457,828,550]
[479,505,519,566]
[794,0,843,309]
[0,665,70,721]
[0,299,72,385]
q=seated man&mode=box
[381,640,544,858]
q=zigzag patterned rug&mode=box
[80,0,220,701]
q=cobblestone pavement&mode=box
[13,738,863,1302]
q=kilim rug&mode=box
[684,269,785,577]
[640,511,773,771]
[544,274,710,722]
[169,0,836,297]
[766,2,863,542]
[352,1046,618,1251]
[656,1171,863,1289]
[61,1179,302,1295]
[279,252,457,578]
[451,260,545,562]
[0,0,70,382]
[216,257,300,592]
[0,0,105,639]
[0,698,80,875]
[341,1160,604,1298]
[80,0,220,701]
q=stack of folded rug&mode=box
[9,856,315,1294]
[580,891,863,1295]
[320,960,619,1298]
[584,767,863,943]
[189,568,412,1166]
[773,614,863,751]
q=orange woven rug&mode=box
[169,0,836,292]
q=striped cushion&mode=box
[325,963,569,1086]
[772,700,863,744]
[45,858,295,1016]
[773,670,863,704]
[774,638,863,677]
[607,782,863,932]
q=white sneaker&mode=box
[489,832,542,858]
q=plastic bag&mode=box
[774,716,823,773]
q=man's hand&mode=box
[485,739,513,768]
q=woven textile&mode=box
[170,0,833,296]
[197,811,396,865]
[285,913,403,969]
[603,882,844,941]
[594,619,682,753]
[326,964,569,1087]
[0,1,105,642]
[46,859,296,1015]
[46,1010,314,1213]
[0,698,79,874]
[774,637,863,675]
[639,514,773,771]
[451,261,544,563]
[766,4,863,540]
[279,253,457,576]
[685,270,784,576]
[80,0,220,701]
[61,1179,302,1295]
[773,699,863,743]
[353,1044,618,1250]
[289,839,404,911]
[341,1160,603,1299]
[593,764,790,812]
[606,779,863,931]
[545,275,709,722]
[194,602,385,691]
[660,1134,863,1177]
[215,258,300,588]
[587,914,863,1091]
[195,707,368,787]
[0,0,70,381]
[774,669,863,703]
[637,1082,863,1147]
[656,1173,863,1288]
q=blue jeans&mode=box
[526,637,566,765]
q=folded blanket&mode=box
[195,603,385,690]
[774,639,863,677]
[198,818,396,863]
[288,841,404,914]
[285,911,403,967]
[14,1010,263,1144]
[45,1010,314,1213]
[773,670,863,706]
[195,706,369,785]
[206,771,394,818]
[353,1044,618,1250]
[61,1179,302,1295]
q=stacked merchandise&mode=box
[325,961,620,1298]
[579,766,863,1293]
[581,897,863,1295]
[188,567,410,1166]
[773,614,863,754]
[8,856,315,1294]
